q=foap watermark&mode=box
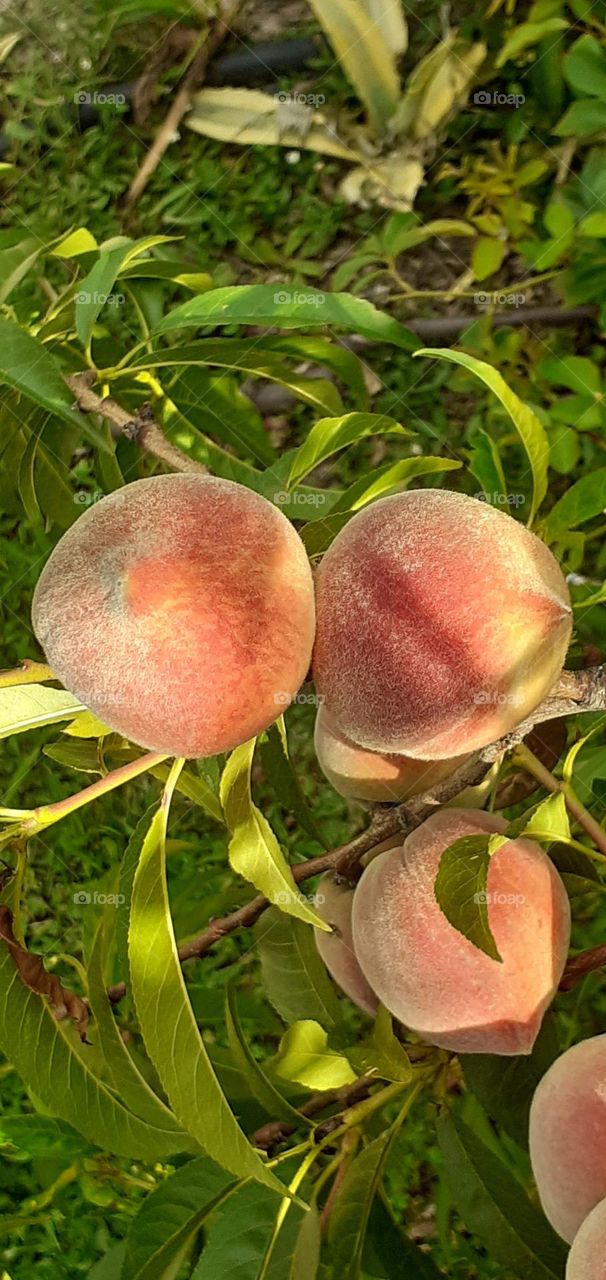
[473,89,525,110]
[473,690,524,707]
[474,891,526,907]
[73,890,125,907]
[273,490,331,510]
[273,690,325,708]
[273,289,325,307]
[73,488,103,507]
[474,290,526,309]
[74,90,126,107]
[75,290,125,307]
[475,491,525,509]
[274,90,325,108]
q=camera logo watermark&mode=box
[474,891,525,906]
[474,291,526,309]
[473,89,525,109]
[75,290,125,307]
[74,91,126,107]
[274,91,325,108]
[73,890,125,906]
[473,690,524,706]
[73,488,103,507]
[273,289,325,307]
[475,491,525,508]
[273,690,325,707]
[273,490,331,510]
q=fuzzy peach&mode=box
[566,1196,606,1279]
[314,873,378,1016]
[351,808,571,1055]
[32,474,315,758]
[312,489,572,759]
[314,705,467,802]
[529,1035,606,1243]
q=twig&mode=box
[124,1,239,209]
[560,943,606,992]
[66,373,207,475]
[104,666,606,1003]
[254,1076,374,1152]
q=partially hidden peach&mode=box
[32,474,315,758]
[529,1035,606,1243]
[351,808,571,1055]
[566,1196,606,1279]
[314,873,378,1016]
[314,705,467,802]
[312,489,572,759]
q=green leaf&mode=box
[364,1196,442,1279]
[88,911,192,1145]
[90,1244,127,1279]
[307,0,401,133]
[327,1121,404,1278]
[543,469,606,539]
[468,429,508,505]
[225,983,304,1125]
[191,1178,317,1280]
[0,685,85,740]
[434,834,501,962]
[273,1021,356,1091]
[437,1110,567,1279]
[0,1116,93,1161]
[539,353,601,394]
[472,237,507,281]
[416,348,549,523]
[0,319,109,450]
[128,784,283,1189]
[123,1157,236,1280]
[349,1005,413,1084]
[564,35,606,99]
[495,19,567,68]
[220,741,326,930]
[461,1012,560,1147]
[328,456,462,515]
[255,908,343,1028]
[522,791,571,843]
[259,723,322,842]
[155,285,418,350]
[0,943,180,1160]
[288,412,409,489]
[555,98,606,136]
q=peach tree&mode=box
[1,230,606,1278]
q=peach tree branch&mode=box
[66,372,207,475]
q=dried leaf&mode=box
[0,907,89,1040]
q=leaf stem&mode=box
[513,742,606,856]
[18,752,169,835]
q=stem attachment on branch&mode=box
[66,373,207,475]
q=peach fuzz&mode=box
[312,489,572,759]
[566,1197,606,1279]
[529,1035,606,1244]
[32,474,315,758]
[313,874,378,1016]
[314,705,467,802]
[351,808,571,1056]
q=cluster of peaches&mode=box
[31,472,604,1271]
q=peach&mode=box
[314,874,378,1016]
[566,1197,606,1279]
[312,489,572,759]
[314,705,467,802]
[32,475,315,758]
[351,808,570,1055]
[529,1035,606,1243]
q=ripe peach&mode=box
[351,808,570,1055]
[529,1035,606,1243]
[32,475,315,758]
[566,1197,606,1279]
[314,705,467,802]
[313,489,572,759]
[314,874,378,1016]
